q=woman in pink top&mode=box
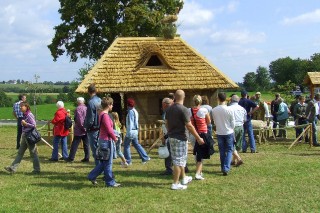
[87,97,120,187]
[189,95,211,180]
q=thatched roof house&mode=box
[303,72,320,98]
[76,37,238,124]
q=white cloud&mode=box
[226,1,239,13]
[282,9,320,25]
[210,30,266,45]
[179,0,214,27]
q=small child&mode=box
[112,112,128,168]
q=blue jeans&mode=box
[88,140,115,187]
[123,134,149,164]
[87,130,99,165]
[115,137,124,159]
[51,136,69,160]
[311,119,318,145]
[207,124,213,139]
[217,134,234,173]
[68,135,90,160]
[242,120,256,152]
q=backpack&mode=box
[64,116,73,130]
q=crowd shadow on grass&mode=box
[31,182,86,190]
[285,152,320,157]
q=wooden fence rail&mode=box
[39,121,163,147]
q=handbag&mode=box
[190,108,215,158]
[25,128,41,145]
[158,144,169,159]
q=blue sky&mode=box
[1,0,320,83]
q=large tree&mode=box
[243,72,257,92]
[310,53,320,71]
[255,66,271,91]
[48,0,183,62]
[269,56,310,85]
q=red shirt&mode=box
[51,108,69,136]
[190,107,208,133]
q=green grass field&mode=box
[0,84,64,90]
[1,125,320,212]
[0,103,76,120]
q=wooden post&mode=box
[288,124,311,149]
[309,123,313,147]
[147,124,152,146]
[47,121,51,142]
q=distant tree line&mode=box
[0,80,70,85]
[242,53,320,92]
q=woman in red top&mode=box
[189,95,211,180]
[87,97,120,187]
[49,101,70,161]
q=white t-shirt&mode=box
[187,107,208,119]
[212,105,235,135]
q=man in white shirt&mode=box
[228,95,247,166]
[212,92,235,176]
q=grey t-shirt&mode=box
[166,103,190,141]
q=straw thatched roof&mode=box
[76,37,238,93]
[303,72,320,85]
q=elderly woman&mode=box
[5,102,40,174]
[277,98,290,138]
[66,97,89,162]
[188,95,211,180]
[49,101,69,161]
[88,97,120,187]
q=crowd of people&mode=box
[5,86,320,190]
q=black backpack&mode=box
[64,116,73,130]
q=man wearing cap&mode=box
[251,92,270,121]
[239,91,259,153]
[123,98,150,165]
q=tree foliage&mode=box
[0,90,12,107]
[48,0,184,62]
[272,80,296,105]
[255,66,271,91]
[269,56,311,86]
[243,72,257,91]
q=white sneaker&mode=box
[171,183,187,190]
[195,173,205,180]
[120,162,129,168]
[181,176,192,185]
[141,157,151,164]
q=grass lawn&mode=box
[0,103,76,120]
[1,126,320,212]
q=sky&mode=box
[1,0,320,83]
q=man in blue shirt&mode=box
[238,91,259,153]
[12,94,26,149]
[123,98,150,165]
[84,84,101,165]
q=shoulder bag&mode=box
[25,128,42,145]
[190,108,215,159]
